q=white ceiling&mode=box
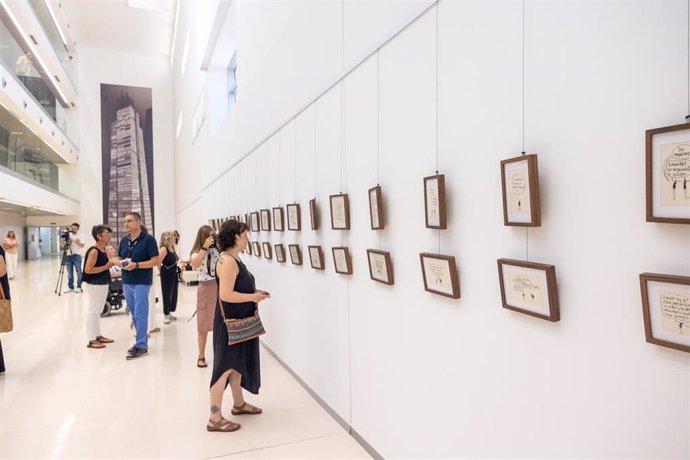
[62,0,175,57]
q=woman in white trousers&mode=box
[82,225,115,349]
[2,231,18,279]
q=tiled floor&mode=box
[0,257,371,460]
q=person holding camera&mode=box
[190,225,220,368]
[82,225,115,349]
[63,223,85,293]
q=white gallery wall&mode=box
[173,1,690,458]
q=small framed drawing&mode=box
[330,194,350,230]
[639,273,690,353]
[273,207,285,231]
[424,174,447,229]
[500,154,541,227]
[244,213,249,226]
[646,123,690,224]
[246,239,253,255]
[262,242,273,259]
[309,198,319,230]
[497,258,559,322]
[369,185,384,230]
[308,245,325,270]
[287,203,301,231]
[260,209,272,231]
[209,219,216,231]
[367,249,394,285]
[288,244,302,265]
[275,244,286,263]
[419,253,460,299]
[250,212,260,232]
[332,247,352,275]
[252,241,261,257]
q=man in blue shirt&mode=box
[113,212,159,360]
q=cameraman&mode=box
[63,223,85,293]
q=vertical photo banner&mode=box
[100,84,155,246]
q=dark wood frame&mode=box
[639,272,690,353]
[288,244,302,265]
[250,212,260,233]
[262,242,273,259]
[209,219,217,231]
[287,203,301,231]
[497,258,559,322]
[252,241,261,257]
[272,207,285,231]
[645,123,690,224]
[367,249,394,285]
[309,198,319,230]
[332,247,353,275]
[500,154,542,227]
[246,239,253,255]
[329,193,350,230]
[308,245,325,270]
[419,252,460,299]
[260,209,272,231]
[275,244,286,263]
[368,185,384,230]
[424,174,447,229]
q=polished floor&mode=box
[0,257,371,460]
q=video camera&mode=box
[60,227,72,249]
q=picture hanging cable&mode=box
[522,0,529,262]
[377,50,381,186]
[687,0,689,118]
[294,118,298,203]
[313,102,317,198]
[435,3,441,254]
[278,130,282,205]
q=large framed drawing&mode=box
[288,244,302,265]
[424,174,446,229]
[646,123,690,224]
[369,185,384,230]
[260,209,272,231]
[309,198,319,230]
[275,244,286,263]
[308,245,325,270]
[330,194,350,230]
[252,241,261,257]
[500,154,541,227]
[273,207,285,231]
[497,258,559,322]
[367,249,393,285]
[287,203,301,231]
[639,273,690,353]
[332,247,352,275]
[262,242,273,260]
[419,253,460,299]
[250,212,260,233]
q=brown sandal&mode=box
[87,340,105,349]
[96,336,114,344]
[206,417,241,432]
[197,357,208,368]
[231,402,262,415]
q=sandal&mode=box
[87,340,105,349]
[231,402,262,415]
[206,417,241,432]
[96,336,114,344]
[197,357,208,368]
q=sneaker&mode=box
[63,288,74,293]
[163,315,171,324]
[75,287,83,293]
[127,346,136,354]
[126,348,148,360]
[169,313,177,321]
[149,327,161,333]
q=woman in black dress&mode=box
[158,231,180,324]
[207,220,269,432]
[0,244,10,374]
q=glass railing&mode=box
[0,143,59,192]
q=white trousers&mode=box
[148,281,158,330]
[84,283,108,340]
[5,253,17,278]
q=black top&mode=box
[82,247,111,285]
[0,246,9,300]
[118,231,159,285]
[160,249,178,270]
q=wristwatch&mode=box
[135,262,140,269]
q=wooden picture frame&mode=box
[645,123,690,224]
[273,207,285,231]
[500,154,541,227]
[424,174,447,229]
[497,258,559,322]
[262,242,273,259]
[419,253,460,299]
[367,249,394,285]
[332,247,353,275]
[287,203,301,231]
[639,273,690,353]
[260,209,272,231]
[369,185,384,230]
[252,241,261,257]
[250,212,260,233]
[309,198,319,230]
[209,219,217,231]
[246,238,253,255]
[288,244,302,265]
[308,245,325,270]
[329,193,350,230]
[275,244,286,263]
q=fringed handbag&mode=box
[0,283,13,333]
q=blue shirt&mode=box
[118,231,159,285]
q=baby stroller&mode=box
[101,276,126,317]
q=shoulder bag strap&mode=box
[216,254,241,319]
[0,281,5,300]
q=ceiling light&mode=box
[127,0,168,12]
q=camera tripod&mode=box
[54,242,72,296]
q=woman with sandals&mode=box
[82,225,115,349]
[190,225,220,368]
[207,219,270,433]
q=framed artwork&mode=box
[262,242,273,259]
[250,212,260,232]
[367,249,393,285]
[645,123,690,224]
[500,154,541,227]
[424,174,447,229]
[287,203,301,231]
[639,273,690,353]
[252,241,261,257]
[275,244,286,263]
[246,239,253,255]
[288,244,302,265]
[308,245,325,270]
[260,209,272,231]
[330,194,350,230]
[309,198,319,230]
[332,247,352,275]
[419,252,460,299]
[273,207,285,231]
[209,219,216,231]
[369,185,384,230]
[497,258,559,322]
[244,213,249,226]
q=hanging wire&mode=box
[687,0,689,118]
[294,118,298,203]
[435,3,441,254]
[377,50,383,250]
[522,0,529,262]
[313,102,317,199]
[278,130,282,206]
